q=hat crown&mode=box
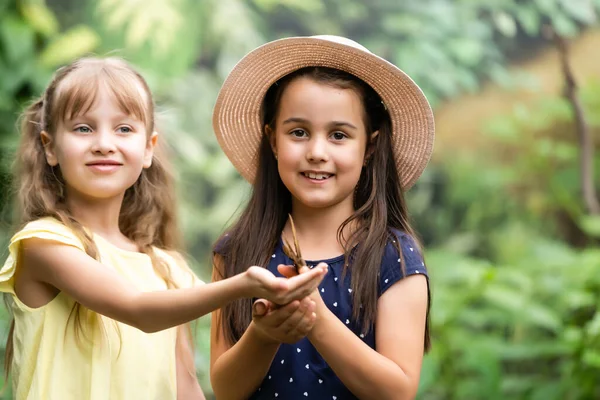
[310,35,371,53]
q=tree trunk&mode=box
[546,26,600,215]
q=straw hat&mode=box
[212,35,434,189]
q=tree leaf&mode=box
[39,25,99,68]
[516,5,542,35]
[551,12,580,37]
[494,11,517,37]
[559,0,597,24]
[0,14,35,64]
[253,0,323,12]
[582,349,600,367]
[578,215,600,237]
[20,2,59,37]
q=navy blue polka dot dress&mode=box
[227,228,428,400]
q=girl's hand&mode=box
[251,297,316,344]
[277,262,327,309]
[243,264,327,305]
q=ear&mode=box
[364,130,380,165]
[143,131,159,168]
[265,124,277,160]
[40,131,58,166]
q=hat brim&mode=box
[212,36,434,190]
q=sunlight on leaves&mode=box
[39,25,99,67]
[96,0,184,56]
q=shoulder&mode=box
[388,229,425,268]
[11,217,86,252]
[379,228,428,296]
[0,217,87,294]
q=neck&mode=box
[65,190,125,238]
[287,197,355,260]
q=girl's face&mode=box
[42,85,156,202]
[271,76,370,211]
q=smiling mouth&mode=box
[301,172,334,180]
[86,161,123,167]
[86,162,123,173]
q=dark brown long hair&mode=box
[215,67,431,351]
[4,57,184,376]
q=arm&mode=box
[210,260,317,400]
[176,325,206,400]
[210,310,281,400]
[17,238,326,333]
[307,275,429,400]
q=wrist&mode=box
[310,291,327,318]
[234,270,254,299]
[307,302,333,342]
[248,322,281,348]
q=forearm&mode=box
[177,327,206,400]
[308,308,416,400]
[131,273,249,333]
[211,323,280,400]
[177,373,205,400]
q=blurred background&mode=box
[1,0,599,398]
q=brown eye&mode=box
[331,131,347,141]
[290,129,307,138]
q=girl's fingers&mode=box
[253,264,327,304]
[252,299,271,317]
[254,298,316,342]
[286,275,325,302]
[278,263,327,278]
[277,298,313,334]
[287,302,316,336]
[287,266,327,290]
[277,264,297,278]
[294,311,317,336]
[298,266,311,274]
[314,262,328,271]
[279,306,308,334]
[248,266,287,292]
[263,300,300,326]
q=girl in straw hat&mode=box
[0,57,327,400]
[211,35,434,400]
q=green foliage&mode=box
[239,0,600,106]
[419,231,600,399]
[406,77,600,397]
[1,0,600,398]
[39,25,99,68]
[580,215,600,237]
[481,78,600,238]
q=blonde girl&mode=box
[0,57,326,400]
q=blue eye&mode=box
[74,126,92,133]
[118,126,132,133]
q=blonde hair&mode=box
[4,57,184,375]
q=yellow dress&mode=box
[0,217,202,400]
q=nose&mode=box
[306,135,329,163]
[91,129,117,155]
